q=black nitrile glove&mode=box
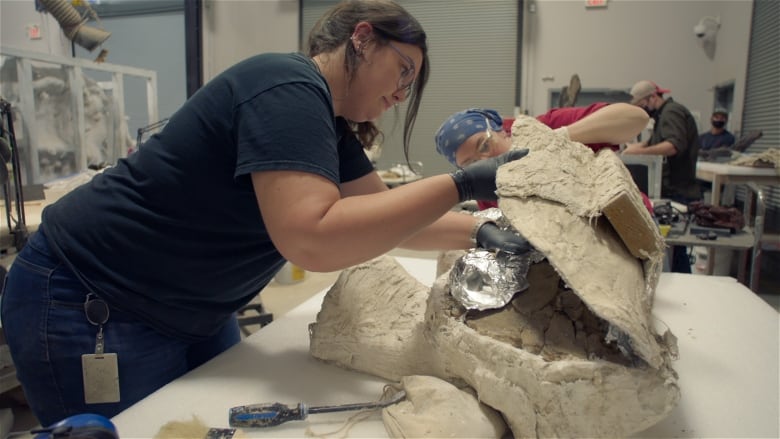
[449,149,529,202]
[476,222,531,255]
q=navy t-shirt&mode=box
[42,53,374,340]
[699,130,735,150]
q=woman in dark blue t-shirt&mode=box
[1,0,529,425]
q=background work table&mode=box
[112,257,779,438]
[696,161,780,207]
[692,161,779,289]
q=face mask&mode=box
[643,107,657,118]
[712,120,726,128]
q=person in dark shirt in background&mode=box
[624,80,702,273]
[699,109,735,150]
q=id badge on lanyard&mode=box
[82,294,120,404]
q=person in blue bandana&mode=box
[435,104,650,211]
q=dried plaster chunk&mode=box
[382,375,507,438]
[309,256,445,382]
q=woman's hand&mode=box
[449,149,529,202]
[475,222,531,254]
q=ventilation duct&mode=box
[39,0,111,52]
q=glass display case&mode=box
[0,46,158,185]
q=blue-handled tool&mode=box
[29,414,118,439]
[228,390,406,428]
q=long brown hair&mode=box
[306,0,429,162]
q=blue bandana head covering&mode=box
[435,108,504,166]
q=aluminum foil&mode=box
[474,207,510,228]
[605,324,637,362]
[450,209,544,311]
[449,250,534,310]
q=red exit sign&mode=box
[586,0,608,8]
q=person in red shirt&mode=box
[535,102,616,152]
[435,103,651,210]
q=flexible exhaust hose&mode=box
[39,0,110,51]
[38,0,84,39]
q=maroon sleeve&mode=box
[535,102,611,129]
[502,117,515,134]
[478,200,499,210]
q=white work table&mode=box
[696,161,780,207]
[693,161,779,288]
[112,257,779,439]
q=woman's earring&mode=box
[351,36,363,56]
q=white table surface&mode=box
[112,257,779,439]
[697,161,780,178]
[696,161,780,206]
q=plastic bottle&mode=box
[275,262,306,284]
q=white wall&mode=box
[201,0,299,81]
[198,0,753,148]
[521,0,752,132]
[0,0,70,55]
[7,0,754,157]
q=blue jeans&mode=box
[671,245,692,273]
[668,195,700,274]
[0,227,241,426]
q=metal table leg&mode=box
[747,183,765,292]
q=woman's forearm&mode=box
[566,103,649,145]
[398,210,474,250]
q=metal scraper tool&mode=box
[228,390,406,428]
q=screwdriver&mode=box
[228,390,406,428]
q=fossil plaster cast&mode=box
[309,116,679,438]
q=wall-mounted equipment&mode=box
[694,16,720,59]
